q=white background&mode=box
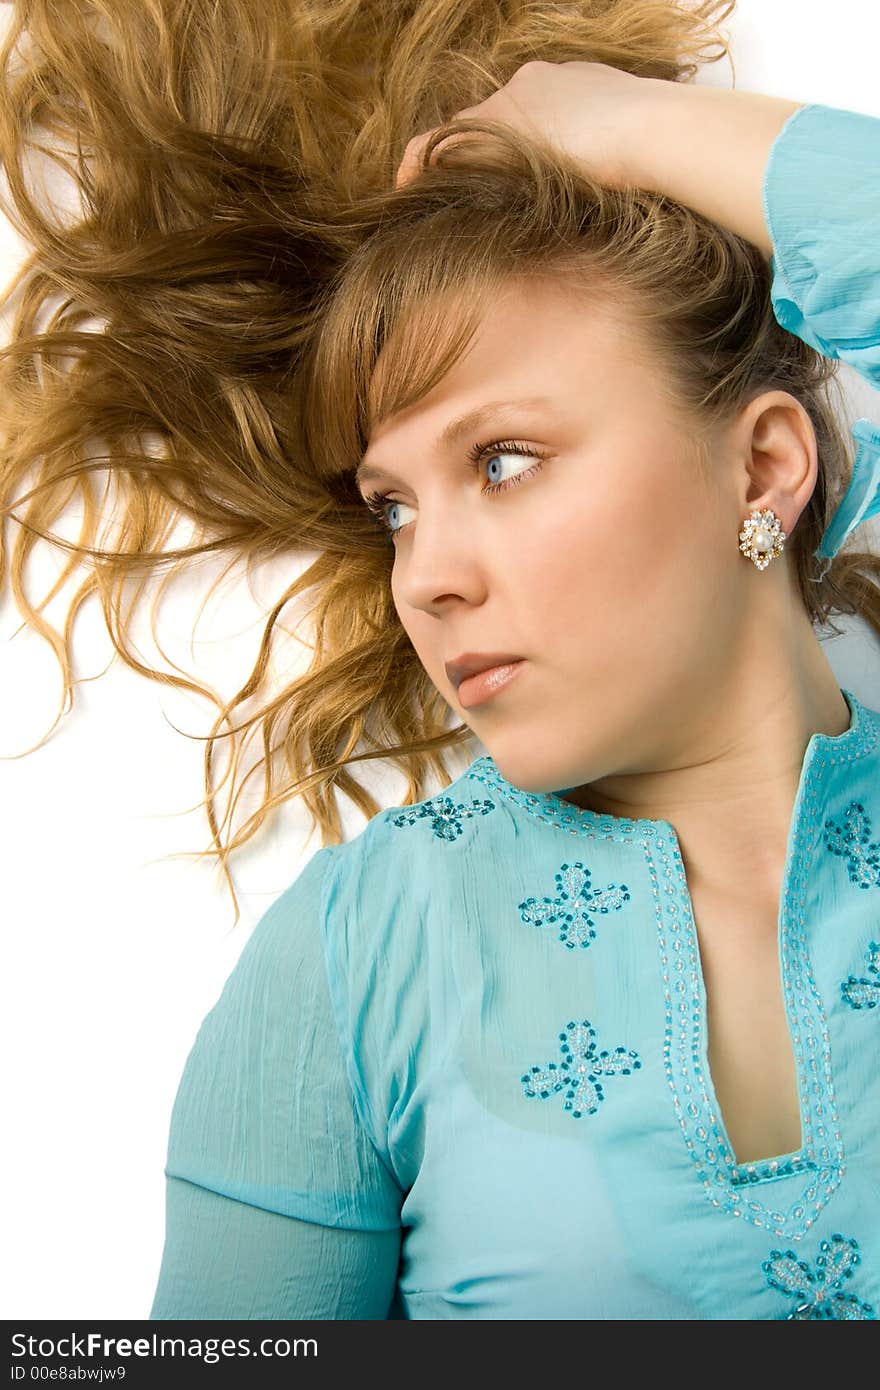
[2,0,879,1319]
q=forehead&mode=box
[361,275,661,463]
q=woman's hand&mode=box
[395,60,806,258]
[394,60,662,193]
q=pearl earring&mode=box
[738,507,786,570]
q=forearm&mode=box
[627,81,807,257]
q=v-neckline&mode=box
[466,687,878,1239]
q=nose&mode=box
[392,501,485,610]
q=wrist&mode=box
[617,77,688,191]
[620,80,806,256]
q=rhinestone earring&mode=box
[738,507,786,571]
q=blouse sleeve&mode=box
[762,102,880,392]
[149,844,404,1320]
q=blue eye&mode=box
[361,438,545,541]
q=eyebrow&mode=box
[354,396,556,491]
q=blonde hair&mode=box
[1,0,877,924]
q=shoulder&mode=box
[334,756,510,861]
[319,755,517,943]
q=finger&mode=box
[395,131,429,188]
[395,119,484,189]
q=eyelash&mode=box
[361,438,546,542]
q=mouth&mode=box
[445,652,526,691]
[455,659,526,710]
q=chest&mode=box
[687,890,802,1166]
[391,832,879,1316]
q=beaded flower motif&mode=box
[518,861,631,949]
[763,1233,876,1319]
[841,940,880,1010]
[391,793,495,841]
[521,1019,641,1118]
[823,801,880,889]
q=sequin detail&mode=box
[763,1233,876,1319]
[521,1019,641,1118]
[650,697,878,1235]
[466,692,878,1234]
[390,793,495,841]
[518,861,631,949]
[823,801,880,888]
[841,940,880,1010]
[465,761,666,842]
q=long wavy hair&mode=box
[2,0,878,924]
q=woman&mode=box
[1,2,878,1319]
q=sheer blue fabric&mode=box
[762,103,880,565]
[150,101,880,1321]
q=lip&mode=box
[456,660,526,709]
[445,651,526,691]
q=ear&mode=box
[730,389,818,536]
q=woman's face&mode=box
[355,276,757,796]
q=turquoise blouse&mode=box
[150,102,880,1321]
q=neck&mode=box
[568,617,851,901]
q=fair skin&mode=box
[369,66,853,1163]
[358,277,848,903]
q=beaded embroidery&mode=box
[466,760,665,842]
[841,940,880,1010]
[521,1018,641,1118]
[650,819,844,1235]
[390,793,496,841]
[641,699,876,1234]
[823,801,880,888]
[763,1233,876,1319]
[469,690,880,1237]
[518,861,631,949]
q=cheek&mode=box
[542,470,725,657]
